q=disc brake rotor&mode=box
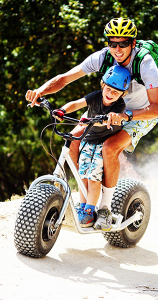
[47,212,58,239]
[127,199,144,231]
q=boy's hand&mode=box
[79,117,91,124]
[52,108,66,121]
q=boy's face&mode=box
[108,37,136,66]
[102,84,123,105]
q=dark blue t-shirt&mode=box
[84,90,125,144]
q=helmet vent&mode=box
[122,21,128,27]
[104,17,137,38]
[128,23,133,30]
[113,21,118,26]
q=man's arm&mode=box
[106,87,158,129]
[132,87,158,120]
[25,65,86,107]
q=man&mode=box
[26,17,158,230]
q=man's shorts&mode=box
[123,118,158,153]
[78,141,103,181]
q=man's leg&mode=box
[94,130,132,230]
[102,130,132,188]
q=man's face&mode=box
[108,37,136,66]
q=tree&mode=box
[0,0,158,201]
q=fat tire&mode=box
[103,178,151,248]
[14,184,64,258]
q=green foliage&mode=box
[0,0,158,201]
[68,176,78,192]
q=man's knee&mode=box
[102,130,131,157]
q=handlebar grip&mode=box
[27,97,44,108]
[37,97,45,103]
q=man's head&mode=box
[104,17,137,65]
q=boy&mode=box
[53,65,131,228]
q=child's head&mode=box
[101,65,131,100]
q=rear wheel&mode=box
[103,178,151,247]
[14,184,64,258]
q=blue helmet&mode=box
[102,65,131,91]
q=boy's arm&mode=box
[62,97,87,113]
[52,97,87,121]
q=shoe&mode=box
[94,205,112,231]
[78,209,94,228]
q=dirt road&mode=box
[0,180,158,300]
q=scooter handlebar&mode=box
[30,97,109,141]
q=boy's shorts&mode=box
[123,118,158,153]
[78,141,103,181]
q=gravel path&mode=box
[0,182,158,300]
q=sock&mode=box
[85,204,95,214]
[99,186,116,211]
[80,203,86,209]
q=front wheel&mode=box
[14,184,64,258]
[103,178,151,248]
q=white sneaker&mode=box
[94,205,112,231]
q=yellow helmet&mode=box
[104,17,137,38]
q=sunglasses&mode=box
[108,40,132,48]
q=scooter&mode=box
[14,97,151,258]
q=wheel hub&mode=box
[47,212,58,239]
[127,199,145,232]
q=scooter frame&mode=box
[14,98,150,258]
[28,141,143,235]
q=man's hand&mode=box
[25,89,42,107]
[106,112,127,129]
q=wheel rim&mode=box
[126,198,144,232]
[42,207,59,241]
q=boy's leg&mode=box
[77,142,91,217]
[87,180,101,206]
[78,178,87,212]
[79,180,101,228]
[69,125,85,168]
[79,178,88,204]
[79,142,103,228]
